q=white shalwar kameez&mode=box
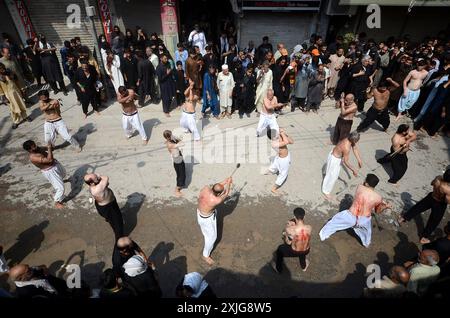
[321,151,342,195]
[180,110,200,141]
[44,119,79,148]
[122,111,147,140]
[269,153,291,186]
[256,112,279,137]
[197,209,217,257]
[41,160,66,203]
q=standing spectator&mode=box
[404,250,440,296]
[256,36,273,66]
[333,57,353,108]
[272,56,289,104]
[0,47,27,97]
[23,38,43,86]
[255,60,273,114]
[217,64,235,119]
[188,24,207,56]
[306,64,326,113]
[75,59,99,118]
[156,54,176,117]
[203,46,219,71]
[136,50,156,107]
[146,47,160,101]
[185,48,202,96]
[175,272,216,298]
[136,27,148,52]
[38,36,67,95]
[218,31,229,64]
[271,208,312,273]
[328,35,343,55]
[237,65,256,117]
[244,40,256,64]
[202,64,219,118]
[0,63,31,129]
[102,50,124,93]
[111,25,124,56]
[386,55,413,112]
[222,37,238,66]
[60,40,71,79]
[65,53,82,103]
[349,56,371,112]
[124,29,136,50]
[175,61,187,107]
[175,43,188,71]
[327,47,345,98]
[121,48,139,90]
[291,56,312,112]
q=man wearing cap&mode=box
[217,64,235,119]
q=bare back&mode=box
[432,177,450,203]
[198,186,222,216]
[288,223,312,252]
[349,185,382,217]
[332,139,351,159]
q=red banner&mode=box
[14,1,35,39]
[160,0,178,35]
[98,0,113,43]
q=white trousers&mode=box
[122,112,147,140]
[180,112,200,141]
[197,209,217,257]
[319,210,372,247]
[41,161,66,203]
[269,153,291,186]
[44,120,79,147]
[256,113,279,136]
[322,151,342,195]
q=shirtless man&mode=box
[256,89,285,137]
[377,124,416,185]
[399,169,450,244]
[320,174,391,247]
[332,93,357,145]
[180,79,201,141]
[38,89,81,152]
[266,128,293,194]
[271,207,312,273]
[357,82,391,132]
[396,59,428,121]
[84,173,124,240]
[117,86,148,145]
[22,140,67,209]
[322,132,362,200]
[197,177,233,265]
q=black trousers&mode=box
[95,200,124,240]
[291,97,306,111]
[403,193,448,239]
[176,91,185,107]
[332,117,353,145]
[377,146,408,183]
[275,244,309,272]
[174,161,186,188]
[357,98,366,112]
[357,106,390,132]
[49,80,67,92]
[81,93,99,115]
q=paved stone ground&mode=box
[0,85,449,297]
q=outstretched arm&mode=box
[343,151,357,177]
[352,145,363,168]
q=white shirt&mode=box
[188,30,207,55]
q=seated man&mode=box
[404,249,440,296]
[364,265,410,298]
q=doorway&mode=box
[178,0,235,45]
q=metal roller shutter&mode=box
[239,12,316,52]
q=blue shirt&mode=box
[175,49,188,71]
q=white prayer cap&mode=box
[222,64,229,70]
[123,255,148,277]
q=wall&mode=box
[113,0,162,36]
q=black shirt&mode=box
[112,240,142,278]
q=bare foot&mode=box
[165,113,171,117]
[271,187,280,195]
[75,146,82,153]
[175,190,183,197]
[322,193,334,201]
[202,256,215,265]
[420,237,431,244]
[143,139,149,145]
[55,202,64,209]
[84,114,88,119]
[95,111,101,116]
[302,260,310,272]
[395,114,403,122]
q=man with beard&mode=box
[185,48,202,96]
[37,36,67,95]
[156,54,176,117]
[349,56,371,112]
[23,38,43,86]
[121,48,139,90]
[327,47,345,98]
[136,50,156,107]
